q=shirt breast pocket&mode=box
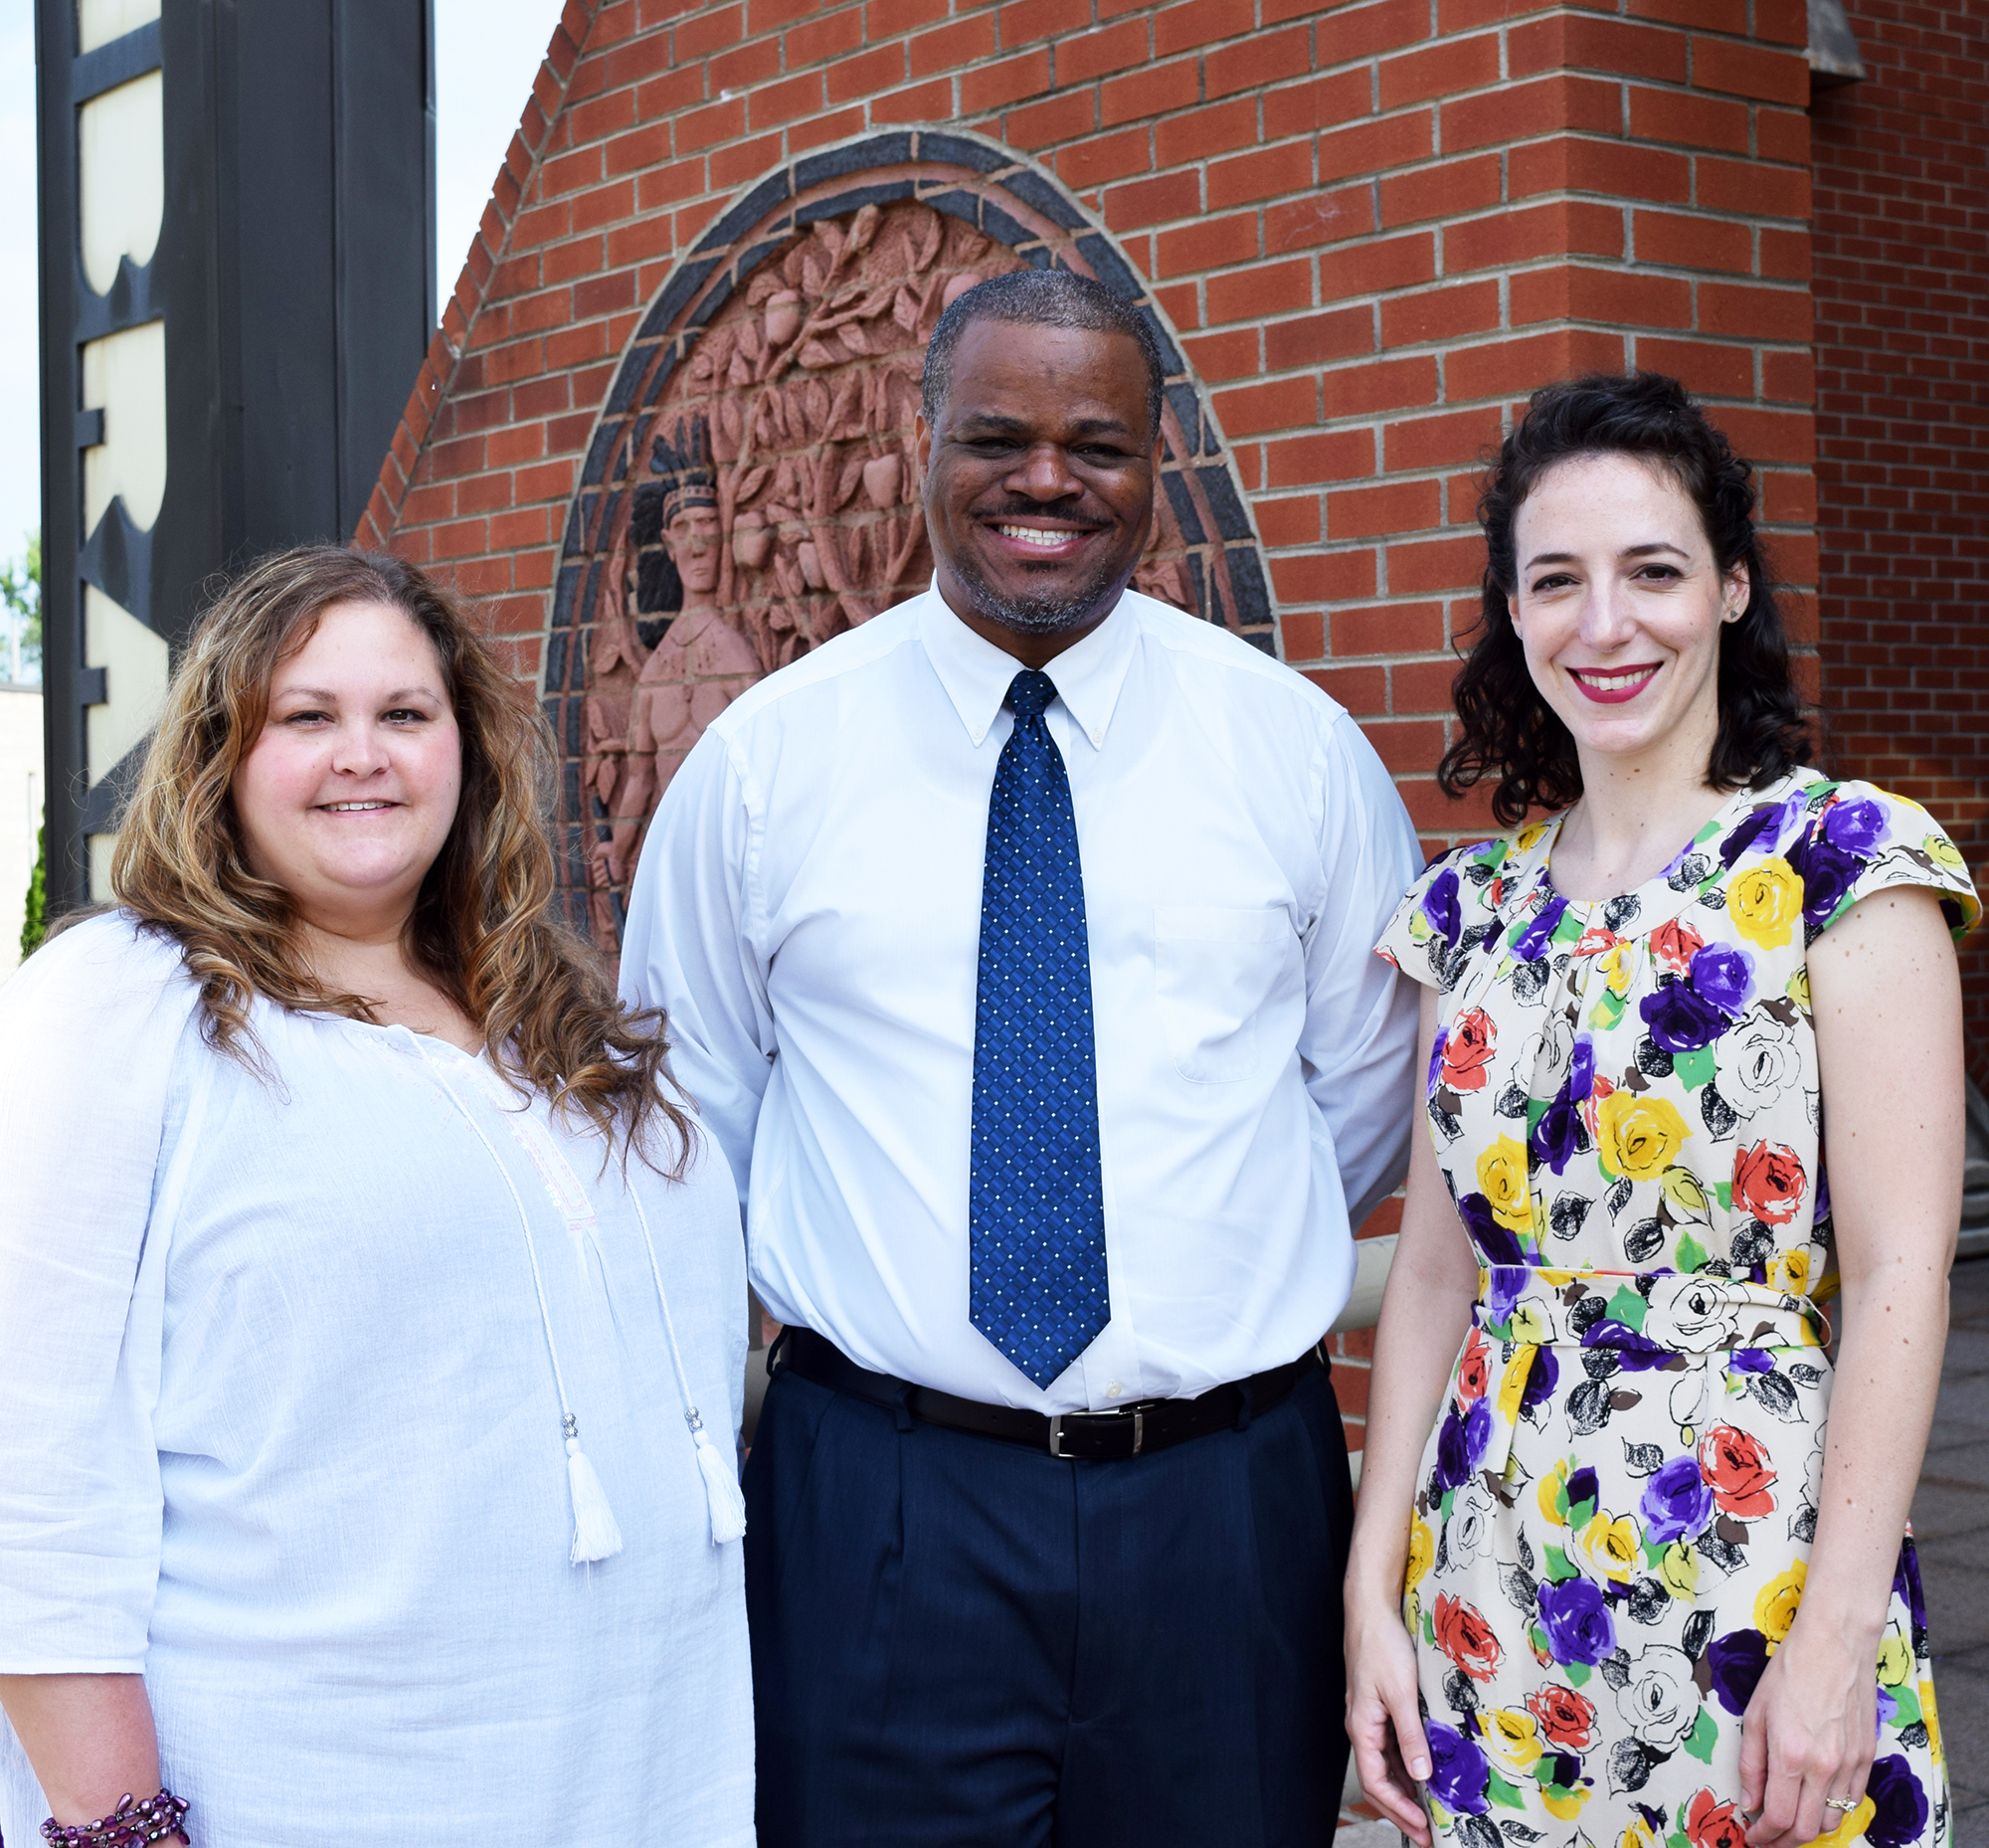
[1153,905,1296,1084]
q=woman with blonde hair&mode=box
[1346,374,1973,1848]
[0,548,753,1846]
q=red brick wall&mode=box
[1809,0,1989,1080]
[361,0,1823,1457]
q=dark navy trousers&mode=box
[744,1357,1356,1848]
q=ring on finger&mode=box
[1824,1797,1860,1813]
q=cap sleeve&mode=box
[1794,781,1980,943]
[1376,839,1501,990]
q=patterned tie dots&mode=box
[968,669,1110,1389]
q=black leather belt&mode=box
[770,1325,1324,1460]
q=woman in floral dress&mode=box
[1345,373,1977,1848]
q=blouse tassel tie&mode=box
[631,1191,747,1546]
[427,1064,624,1565]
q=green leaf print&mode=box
[1553,908,1585,945]
[1715,1183,1732,1212]
[1890,1684,1923,1730]
[1684,1708,1718,1763]
[1673,1045,1717,1092]
[1605,1285,1647,1331]
[1543,1544,1576,1584]
[1676,1230,1710,1274]
[1564,1662,1591,1688]
[1528,1097,1549,1137]
[1488,1771,1527,1811]
[1589,988,1627,1031]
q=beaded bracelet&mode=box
[40,1788,191,1847]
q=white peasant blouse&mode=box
[0,913,754,1846]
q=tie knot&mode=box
[1005,669,1057,723]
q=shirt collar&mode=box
[916,578,1142,750]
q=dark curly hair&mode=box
[1437,371,1810,827]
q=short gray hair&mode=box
[920,268,1166,445]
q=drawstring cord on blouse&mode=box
[422,1040,746,1561]
[427,1070,625,1565]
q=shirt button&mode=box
[1106,1382,1123,1398]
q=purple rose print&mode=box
[1865,1755,1929,1848]
[1708,1627,1771,1715]
[1730,1348,1773,1375]
[1512,891,1568,962]
[1435,1398,1491,1490]
[1483,1266,1528,1327]
[1423,868,1463,946]
[1537,1576,1616,1665]
[1457,1192,1526,1266]
[1688,942,1755,1016]
[1789,830,1860,926]
[1718,804,1782,868]
[1640,979,1730,1052]
[1565,1465,1600,1510]
[1424,1722,1491,1815]
[1823,796,1888,855]
[1427,1025,1448,1096]
[1638,1453,1715,1545]
[1570,1033,1595,1100]
[1519,1345,1559,1417]
[1530,1085,1585,1176]
[1582,1321,1672,1371]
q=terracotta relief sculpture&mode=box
[580,198,1203,948]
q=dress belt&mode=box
[770,1325,1323,1460]
[1467,1265,1830,1482]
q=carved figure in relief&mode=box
[578,198,1205,948]
[603,419,761,889]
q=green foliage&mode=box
[1,530,41,681]
[20,823,45,960]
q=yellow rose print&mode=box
[1596,1091,1691,1182]
[1496,1350,1533,1426]
[1619,1815,1660,1848]
[1923,1676,1943,1761]
[1570,1510,1640,1583]
[1926,832,1966,872]
[1541,1783,1589,1822]
[1517,821,1548,852]
[1478,1708,1542,1776]
[1538,1459,1571,1529]
[1768,1245,1813,1296]
[1728,855,1803,949]
[1786,968,1811,1012]
[1876,1633,1913,1688]
[1477,1136,1533,1232]
[1597,940,1637,996]
[1658,1541,1698,1601]
[1404,1513,1435,1590]
[1754,1560,1807,1643]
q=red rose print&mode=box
[1456,1329,1490,1403]
[1432,1593,1503,1683]
[1525,1684,1599,1751]
[1441,1009,1498,1092]
[1732,1142,1807,1227]
[1651,917,1707,975]
[1574,923,1623,959]
[1698,1424,1777,1519]
[1686,1789,1750,1848]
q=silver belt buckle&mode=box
[1047,1406,1146,1457]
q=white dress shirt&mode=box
[623,584,1420,1413]
[0,915,753,1848]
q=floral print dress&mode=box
[1375,772,1979,1848]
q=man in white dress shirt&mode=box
[622,269,1421,1847]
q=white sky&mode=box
[0,0,565,569]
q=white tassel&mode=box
[566,1435,625,1564]
[692,1427,748,1545]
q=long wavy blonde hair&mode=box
[111,545,692,1172]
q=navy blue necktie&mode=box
[969,669,1110,1388]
